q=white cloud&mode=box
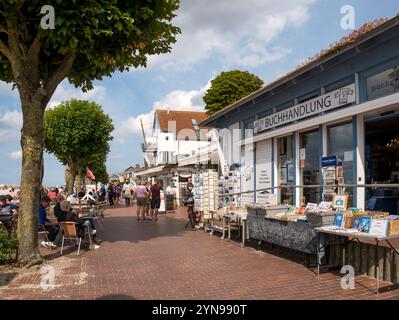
[0,110,23,144]
[148,0,316,70]
[0,81,18,97]
[47,84,107,109]
[6,151,22,160]
[114,81,211,143]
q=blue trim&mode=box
[254,143,257,203]
[271,138,275,194]
[352,117,358,207]
[292,133,296,205]
[319,125,324,200]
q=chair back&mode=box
[60,222,78,237]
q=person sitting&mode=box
[54,194,66,222]
[67,192,79,204]
[38,196,59,249]
[60,200,99,249]
[47,189,57,203]
[0,195,18,235]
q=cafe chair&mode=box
[59,222,82,256]
[38,224,52,251]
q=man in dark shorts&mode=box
[150,179,162,222]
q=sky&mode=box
[1,0,399,186]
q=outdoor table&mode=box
[226,210,248,247]
[316,226,399,294]
[208,210,227,237]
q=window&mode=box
[242,118,254,139]
[328,122,354,207]
[277,136,294,205]
[300,129,321,205]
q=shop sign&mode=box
[254,84,356,134]
[299,148,306,161]
[322,156,337,167]
[366,66,399,100]
[256,139,272,203]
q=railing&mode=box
[219,183,399,197]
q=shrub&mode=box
[0,228,18,263]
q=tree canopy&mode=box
[0,1,180,265]
[43,99,113,191]
[203,70,264,115]
[0,1,181,94]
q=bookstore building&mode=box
[201,17,399,215]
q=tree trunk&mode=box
[17,99,45,267]
[65,164,76,194]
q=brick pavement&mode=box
[1,204,399,300]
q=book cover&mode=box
[359,216,372,233]
[334,212,345,228]
[352,218,360,229]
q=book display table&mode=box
[316,226,399,294]
[246,213,326,255]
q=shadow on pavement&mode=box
[96,294,136,300]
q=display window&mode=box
[327,122,354,207]
[365,113,399,214]
[300,129,321,205]
[277,135,294,205]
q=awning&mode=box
[177,145,219,167]
[134,165,166,177]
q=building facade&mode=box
[201,17,399,213]
[142,109,212,167]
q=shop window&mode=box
[297,90,320,104]
[277,136,294,205]
[325,76,355,93]
[328,122,354,207]
[242,118,254,139]
[300,129,321,205]
[366,66,399,101]
[257,108,273,119]
[365,114,399,214]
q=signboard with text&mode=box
[254,84,356,134]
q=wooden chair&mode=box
[59,222,82,255]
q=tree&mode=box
[203,70,264,115]
[0,1,180,266]
[44,99,113,193]
[90,160,109,184]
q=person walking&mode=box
[135,180,148,220]
[115,184,121,204]
[123,183,132,206]
[150,179,162,222]
[107,183,115,206]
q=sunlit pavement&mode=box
[1,204,399,300]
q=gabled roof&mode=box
[155,109,212,139]
[201,15,399,126]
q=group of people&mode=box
[0,193,19,235]
[135,179,163,221]
[38,192,100,250]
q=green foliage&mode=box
[43,99,114,172]
[0,229,18,262]
[89,154,109,183]
[0,0,181,90]
[203,70,264,115]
